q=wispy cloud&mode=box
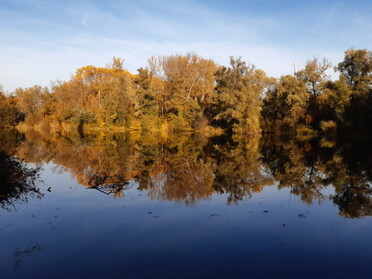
[0,0,370,91]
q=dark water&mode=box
[1,130,372,279]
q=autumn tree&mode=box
[337,49,372,95]
[147,54,217,130]
[8,49,371,135]
[51,57,137,130]
[214,57,266,135]
[336,49,372,133]
[0,87,22,128]
[262,75,309,132]
[14,85,51,125]
[315,76,351,132]
[295,58,331,97]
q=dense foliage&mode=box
[1,49,371,135]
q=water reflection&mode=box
[3,129,372,217]
[88,172,133,196]
[0,130,42,211]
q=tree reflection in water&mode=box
[88,172,133,197]
[0,130,42,211]
[5,129,372,218]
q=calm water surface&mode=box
[1,131,372,278]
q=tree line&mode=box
[0,48,371,135]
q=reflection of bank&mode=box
[261,136,372,218]
[332,184,372,218]
[0,150,42,211]
[87,172,133,197]
[8,129,372,218]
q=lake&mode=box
[1,130,372,279]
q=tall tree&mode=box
[262,75,309,132]
[337,49,372,133]
[214,57,266,135]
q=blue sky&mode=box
[0,0,371,91]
